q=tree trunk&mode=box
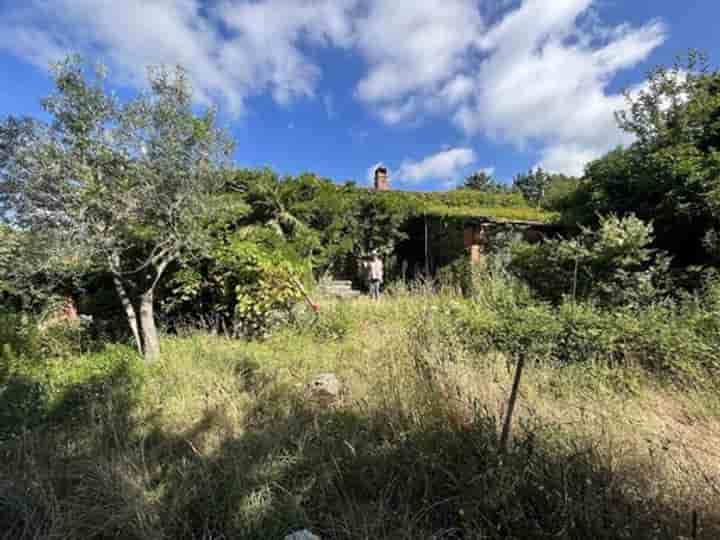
[112,273,142,355]
[139,289,160,362]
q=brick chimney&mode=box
[374,166,390,191]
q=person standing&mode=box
[368,252,384,300]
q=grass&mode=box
[371,189,559,223]
[2,288,720,539]
[422,203,558,223]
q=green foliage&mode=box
[512,168,551,206]
[0,56,234,360]
[462,170,507,192]
[307,301,356,341]
[164,227,306,338]
[427,269,720,386]
[510,214,671,305]
[377,188,554,221]
[437,257,475,295]
[541,175,587,216]
[0,343,141,440]
[0,225,16,297]
[0,309,99,367]
[352,191,410,256]
[0,312,38,363]
[568,52,720,266]
[233,242,304,339]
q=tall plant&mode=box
[0,57,233,360]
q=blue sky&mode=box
[0,1,717,191]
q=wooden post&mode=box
[465,222,490,268]
[500,353,525,451]
[424,215,430,276]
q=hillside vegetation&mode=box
[2,274,720,539]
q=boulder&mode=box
[305,372,344,407]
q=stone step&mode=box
[320,280,354,287]
[318,278,363,299]
[318,285,362,298]
[321,288,359,296]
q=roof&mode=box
[369,189,559,224]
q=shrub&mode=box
[493,302,563,363]
[1,309,98,369]
[308,301,355,342]
[510,214,671,306]
[554,302,625,365]
[0,311,40,361]
[427,266,720,386]
[437,257,475,296]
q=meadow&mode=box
[3,276,719,540]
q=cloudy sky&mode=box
[0,0,716,190]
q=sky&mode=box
[0,1,717,191]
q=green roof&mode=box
[371,189,558,224]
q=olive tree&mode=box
[0,57,233,361]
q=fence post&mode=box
[500,353,526,452]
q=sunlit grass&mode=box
[2,290,719,539]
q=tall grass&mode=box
[1,281,719,539]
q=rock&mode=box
[285,529,321,540]
[305,372,344,407]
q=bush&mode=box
[510,214,671,306]
[437,257,475,296]
[308,301,355,342]
[421,264,720,386]
[0,311,39,362]
[443,288,720,386]
[1,310,98,369]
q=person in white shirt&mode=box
[368,253,384,300]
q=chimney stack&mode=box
[374,166,390,191]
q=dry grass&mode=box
[2,291,720,539]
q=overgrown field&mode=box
[2,279,720,540]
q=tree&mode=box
[582,51,720,265]
[463,170,497,191]
[513,167,553,207]
[0,57,233,361]
[0,224,17,301]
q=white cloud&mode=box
[537,143,609,177]
[0,0,359,114]
[396,148,476,186]
[0,0,667,175]
[454,1,666,175]
[354,0,483,104]
[377,99,418,125]
[352,0,666,175]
